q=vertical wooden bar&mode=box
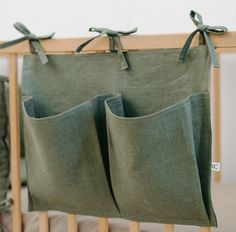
[65,50,78,232]
[212,51,221,182]
[39,212,49,232]
[98,217,108,232]
[164,224,174,232]
[200,227,211,232]
[129,221,140,232]
[67,214,77,232]
[8,54,22,232]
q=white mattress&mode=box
[1,182,235,232]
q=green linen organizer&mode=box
[0,10,228,228]
[21,44,215,226]
[0,76,11,212]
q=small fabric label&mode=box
[211,162,221,172]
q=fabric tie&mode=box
[76,27,137,70]
[178,10,228,68]
[0,22,54,65]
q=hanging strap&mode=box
[177,10,227,68]
[76,27,138,70]
[0,22,55,65]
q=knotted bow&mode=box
[76,27,138,70]
[178,10,227,68]
[0,22,55,65]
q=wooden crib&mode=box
[1,31,236,232]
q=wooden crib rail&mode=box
[3,31,236,232]
[8,54,21,232]
[0,31,236,55]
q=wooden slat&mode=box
[129,221,140,232]
[217,47,236,53]
[0,33,198,54]
[211,31,236,48]
[0,31,235,55]
[67,214,77,232]
[200,227,211,232]
[39,212,49,232]
[98,217,108,232]
[164,224,174,232]
[212,50,221,182]
[8,54,22,232]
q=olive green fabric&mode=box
[22,44,216,226]
[22,94,120,217]
[0,76,10,212]
[105,92,214,226]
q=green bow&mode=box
[0,22,55,65]
[76,27,138,70]
[178,10,228,68]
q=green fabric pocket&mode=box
[22,94,120,217]
[0,77,10,212]
[20,45,217,226]
[105,92,216,226]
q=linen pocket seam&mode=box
[105,93,209,124]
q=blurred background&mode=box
[0,0,236,183]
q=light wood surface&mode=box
[0,34,199,54]
[67,214,77,232]
[212,50,221,182]
[39,212,49,232]
[0,31,236,55]
[217,47,236,53]
[98,217,109,232]
[129,221,140,232]
[164,224,174,232]
[8,54,22,232]
[200,227,211,232]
